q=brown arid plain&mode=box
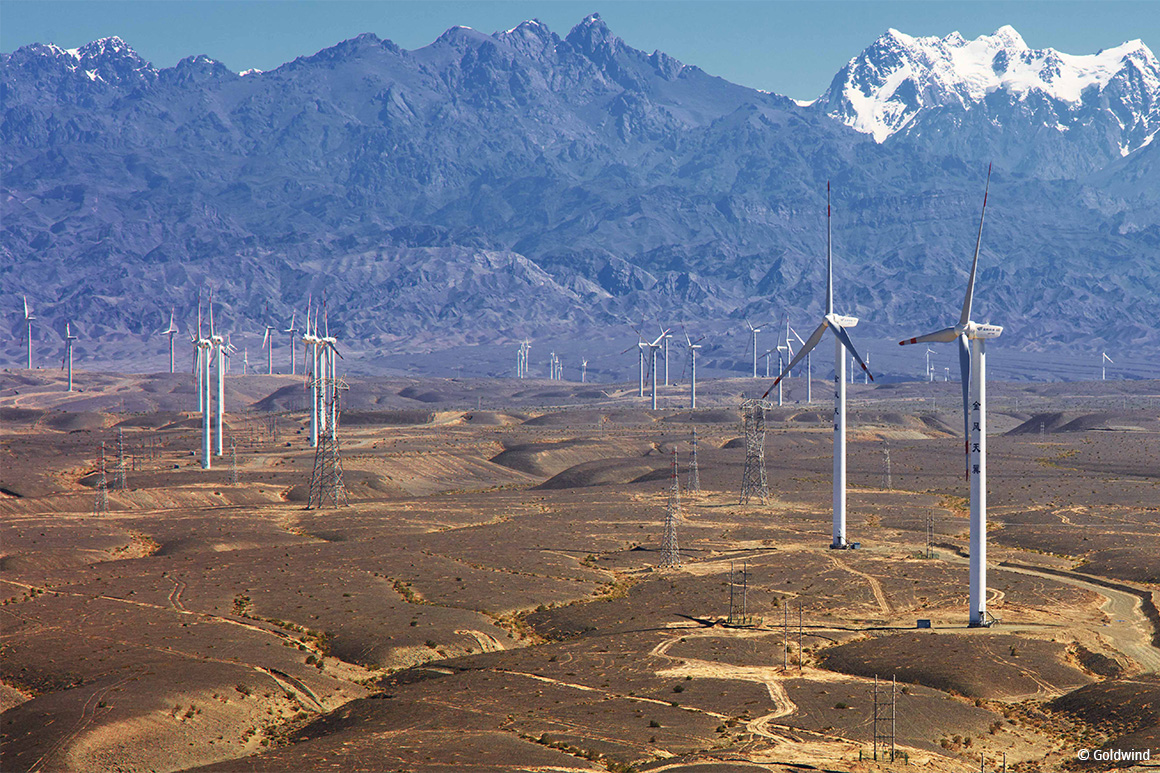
[2,369,1158,773]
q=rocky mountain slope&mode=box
[2,15,1158,376]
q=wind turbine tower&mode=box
[581,359,588,383]
[684,329,703,409]
[899,165,1001,627]
[764,182,873,549]
[22,297,35,369]
[263,319,276,375]
[1102,352,1113,380]
[209,297,228,457]
[926,348,935,382]
[62,322,78,391]
[645,330,669,410]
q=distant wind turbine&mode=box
[682,327,704,409]
[22,297,35,369]
[764,182,873,549]
[160,308,179,373]
[263,309,276,376]
[745,319,762,378]
[1101,352,1113,380]
[899,165,1002,627]
[62,322,78,391]
[285,312,299,375]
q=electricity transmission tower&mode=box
[739,399,769,504]
[92,442,109,516]
[688,429,701,493]
[882,438,892,490]
[925,511,935,559]
[307,380,349,509]
[873,674,897,762]
[229,440,239,485]
[114,428,127,491]
[658,449,681,569]
[726,561,760,627]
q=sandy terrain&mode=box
[2,370,1158,772]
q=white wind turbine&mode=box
[1101,352,1113,380]
[62,321,78,392]
[764,182,873,549]
[302,300,321,447]
[159,308,179,373]
[645,329,669,410]
[787,324,811,403]
[263,312,276,376]
[898,165,1002,627]
[745,319,762,378]
[22,296,35,369]
[208,296,229,456]
[191,297,212,469]
[683,327,703,409]
[581,358,588,383]
[285,312,299,375]
[925,348,935,381]
[319,304,343,438]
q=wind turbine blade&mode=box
[958,334,972,478]
[830,321,873,380]
[960,163,991,327]
[826,182,833,316]
[899,327,959,345]
[761,319,827,398]
[24,296,29,318]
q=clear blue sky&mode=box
[3,1,1155,101]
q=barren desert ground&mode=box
[2,370,1158,772]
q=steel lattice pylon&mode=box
[739,398,769,504]
[658,449,681,569]
[92,442,109,516]
[688,429,701,493]
[229,440,239,486]
[114,428,127,491]
[873,674,897,762]
[307,379,349,509]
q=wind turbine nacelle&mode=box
[827,314,859,328]
[968,323,1003,340]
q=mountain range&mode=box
[2,15,1158,378]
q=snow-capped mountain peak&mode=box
[818,26,1160,151]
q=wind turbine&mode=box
[763,182,873,549]
[22,297,35,369]
[159,308,179,373]
[191,294,205,415]
[621,325,646,397]
[302,302,320,447]
[645,329,669,410]
[208,296,227,456]
[1101,352,1113,380]
[62,322,78,391]
[581,359,588,383]
[263,311,276,376]
[925,348,935,382]
[745,319,762,378]
[191,296,212,469]
[285,312,299,375]
[898,165,1002,627]
[788,324,811,403]
[319,304,343,438]
[683,328,703,409]
[663,329,671,386]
